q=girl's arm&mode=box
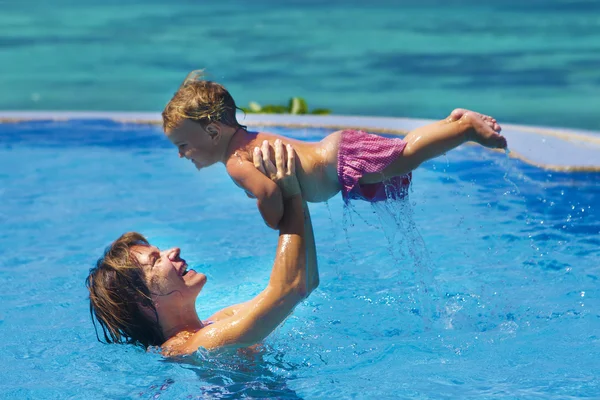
[227,160,284,229]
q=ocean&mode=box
[1,0,599,130]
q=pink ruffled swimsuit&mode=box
[337,129,412,203]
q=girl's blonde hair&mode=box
[162,70,245,133]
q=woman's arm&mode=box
[186,141,316,351]
[205,210,318,322]
[302,199,319,295]
[255,141,318,295]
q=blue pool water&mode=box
[1,120,599,399]
[2,0,600,131]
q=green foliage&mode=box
[240,97,331,115]
[289,97,308,114]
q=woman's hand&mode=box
[253,140,301,199]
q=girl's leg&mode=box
[401,108,500,140]
[360,111,506,184]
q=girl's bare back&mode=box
[239,131,343,203]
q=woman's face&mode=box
[130,244,207,300]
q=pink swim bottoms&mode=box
[337,129,411,203]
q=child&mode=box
[162,72,507,229]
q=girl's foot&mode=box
[449,108,501,133]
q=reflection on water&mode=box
[159,346,303,399]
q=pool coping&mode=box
[1,111,599,172]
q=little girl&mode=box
[162,72,507,228]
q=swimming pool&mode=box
[1,118,598,399]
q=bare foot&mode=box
[461,111,507,149]
[449,108,501,133]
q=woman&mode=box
[86,141,318,355]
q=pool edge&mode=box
[1,111,599,172]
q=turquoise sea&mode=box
[1,0,599,131]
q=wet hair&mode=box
[162,70,246,133]
[86,232,165,348]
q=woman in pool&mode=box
[162,71,507,229]
[86,141,317,355]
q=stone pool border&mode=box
[1,111,599,172]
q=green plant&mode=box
[239,97,331,115]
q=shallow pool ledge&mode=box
[1,111,599,172]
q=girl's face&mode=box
[166,119,222,170]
